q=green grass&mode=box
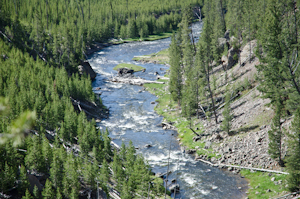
[110,32,174,44]
[132,48,170,65]
[240,169,288,199]
[113,63,145,72]
[144,80,214,157]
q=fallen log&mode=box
[190,128,200,136]
[133,55,151,59]
[109,77,165,85]
[156,76,169,80]
[196,158,289,175]
[162,122,176,129]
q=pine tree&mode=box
[50,148,64,189]
[99,159,110,195]
[41,135,52,173]
[111,149,124,192]
[1,162,16,193]
[33,185,40,199]
[103,129,112,161]
[42,179,54,199]
[22,189,33,199]
[221,90,233,134]
[169,32,182,106]
[268,98,284,166]
[286,108,300,191]
[196,5,218,124]
[127,18,138,38]
[18,165,29,195]
[56,187,62,199]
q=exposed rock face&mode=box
[227,47,239,69]
[218,37,228,52]
[27,174,43,192]
[224,30,230,41]
[78,61,97,80]
[117,68,134,78]
[221,55,228,67]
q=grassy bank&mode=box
[144,76,290,199]
[133,48,170,65]
[110,32,174,44]
[240,170,288,199]
[113,63,145,72]
[143,79,211,156]
[142,47,292,198]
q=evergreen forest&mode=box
[167,0,300,194]
[1,0,300,198]
[0,0,203,198]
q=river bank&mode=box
[139,40,294,198]
[88,23,250,198]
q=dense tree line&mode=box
[168,0,300,191]
[0,38,165,198]
[0,0,204,72]
[0,0,205,197]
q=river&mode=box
[88,22,247,199]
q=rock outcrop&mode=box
[78,61,97,80]
[117,68,134,78]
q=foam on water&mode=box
[89,21,248,198]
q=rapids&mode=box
[88,22,247,198]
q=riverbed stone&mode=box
[186,149,196,154]
[169,184,180,193]
[204,141,212,149]
[271,177,275,181]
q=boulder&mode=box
[218,37,228,51]
[221,55,228,67]
[117,68,134,78]
[227,47,239,69]
[78,61,97,80]
[169,184,180,193]
[204,141,212,149]
[271,177,276,181]
[186,149,196,154]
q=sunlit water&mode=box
[88,22,247,198]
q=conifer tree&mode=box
[33,185,39,199]
[22,189,33,199]
[286,108,300,191]
[1,162,16,193]
[111,149,124,192]
[42,179,54,199]
[103,129,112,161]
[99,159,110,195]
[221,90,233,134]
[18,165,29,195]
[127,18,138,38]
[196,2,218,124]
[50,148,64,189]
[268,98,284,166]
[56,187,62,199]
[169,32,182,106]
